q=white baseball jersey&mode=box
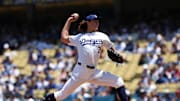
[54,31,124,101]
[68,31,113,66]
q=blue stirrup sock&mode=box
[42,93,56,101]
[117,86,128,101]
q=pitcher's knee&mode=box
[115,77,125,88]
[54,90,70,101]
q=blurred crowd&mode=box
[0,15,180,101]
[109,21,180,101]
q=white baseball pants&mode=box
[54,64,124,101]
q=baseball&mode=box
[71,13,79,20]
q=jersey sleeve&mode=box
[101,33,114,49]
[68,34,81,46]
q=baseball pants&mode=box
[54,64,124,101]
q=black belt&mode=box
[77,62,95,69]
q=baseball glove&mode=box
[107,49,126,63]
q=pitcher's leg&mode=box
[42,76,84,101]
[54,76,84,101]
[89,71,124,88]
[116,86,128,101]
[89,71,128,101]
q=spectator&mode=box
[156,73,169,84]
[125,36,134,52]
[109,28,120,42]
[177,54,180,66]
[47,77,59,89]
[115,37,127,52]
[171,33,180,53]
[54,49,61,59]
[138,54,149,65]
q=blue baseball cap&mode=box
[85,14,102,21]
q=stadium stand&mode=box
[0,25,179,100]
[0,1,180,100]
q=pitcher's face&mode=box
[87,20,99,32]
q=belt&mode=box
[77,62,95,69]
